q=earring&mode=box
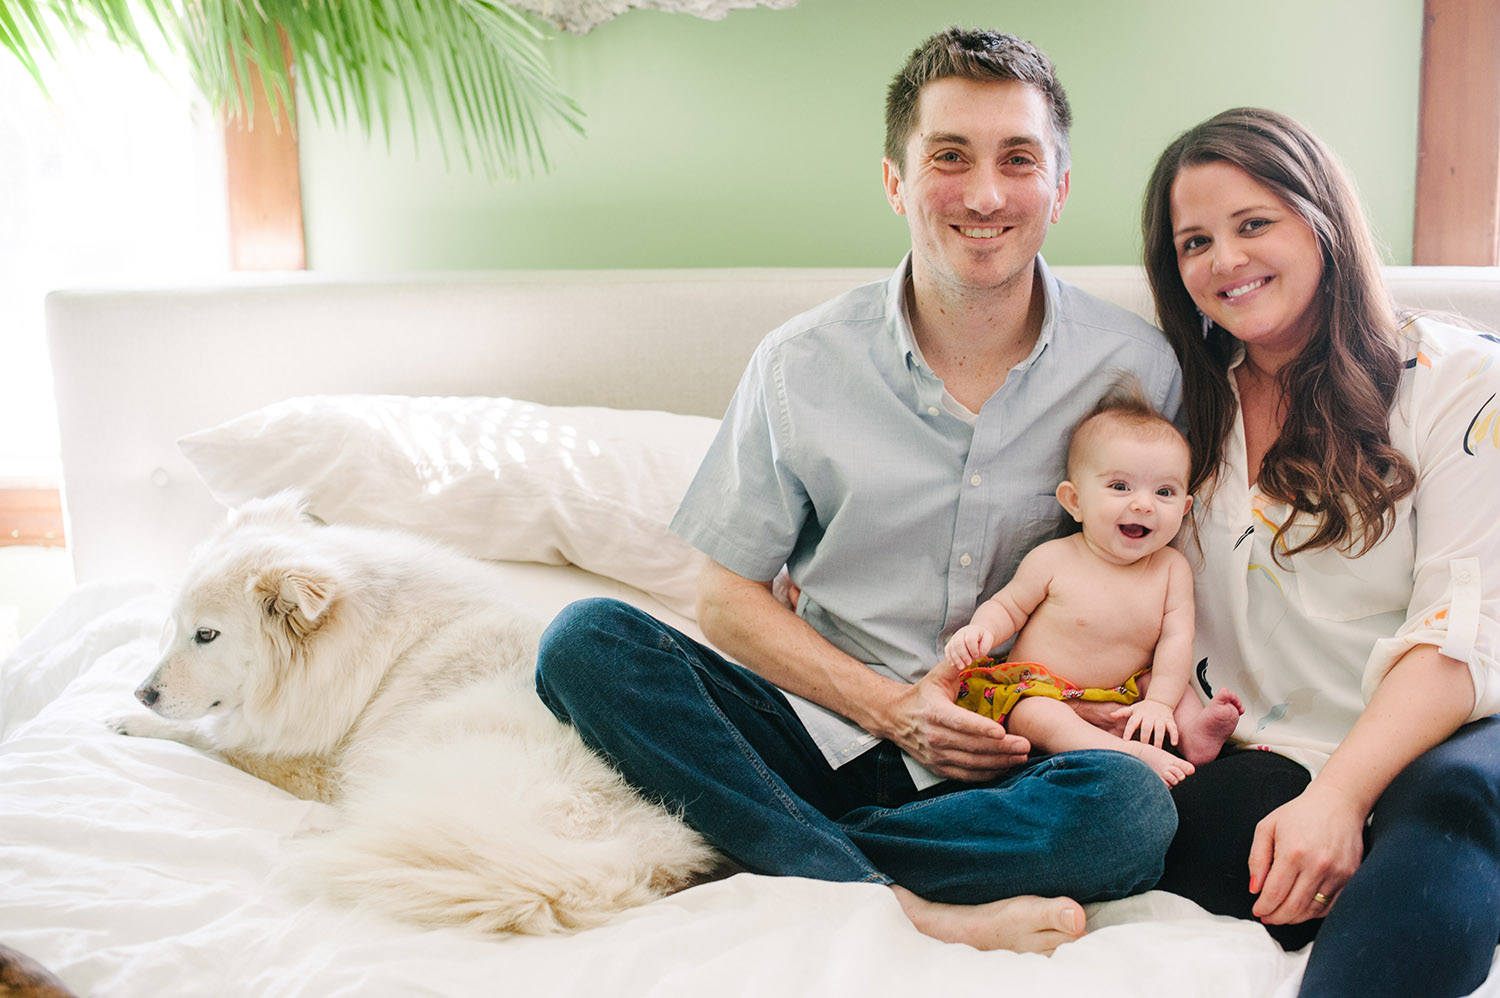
[1198,309,1212,339]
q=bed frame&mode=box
[22,262,1500,998]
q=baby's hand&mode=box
[1116,699,1178,749]
[943,626,995,669]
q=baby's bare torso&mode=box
[1007,535,1173,688]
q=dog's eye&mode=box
[194,628,220,644]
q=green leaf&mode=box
[4,0,584,179]
[0,1,54,91]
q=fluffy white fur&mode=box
[113,491,716,934]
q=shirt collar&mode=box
[886,253,921,365]
[1226,340,1247,372]
[1020,254,1058,372]
[888,252,1059,373]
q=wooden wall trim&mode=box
[224,41,306,271]
[1414,0,1500,265]
[0,489,66,548]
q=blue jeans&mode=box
[1159,716,1500,998]
[534,598,1177,904]
[1301,716,1500,998]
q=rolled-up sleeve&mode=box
[1362,321,1500,719]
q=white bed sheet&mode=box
[3,566,1497,998]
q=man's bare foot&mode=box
[1123,740,1194,785]
[890,885,1085,955]
[1178,690,1244,766]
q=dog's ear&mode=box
[233,489,320,529]
[251,564,335,641]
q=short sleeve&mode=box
[670,340,810,582]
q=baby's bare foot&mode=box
[891,885,1085,954]
[1127,741,1194,785]
[1179,690,1244,765]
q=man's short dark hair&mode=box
[884,27,1072,176]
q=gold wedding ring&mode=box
[1312,892,1331,906]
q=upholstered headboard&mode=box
[46,265,1500,586]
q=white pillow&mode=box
[178,395,719,617]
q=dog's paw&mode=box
[106,711,178,740]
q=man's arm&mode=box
[696,559,1030,782]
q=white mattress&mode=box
[6,565,1498,998]
[26,265,1500,996]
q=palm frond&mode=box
[0,3,51,89]
[5,0,585,180]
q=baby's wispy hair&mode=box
[1065,374,1185,479]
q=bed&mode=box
[5,264,1500,997]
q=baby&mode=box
[946,386,1243,784]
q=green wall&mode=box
[297,0,1423,270]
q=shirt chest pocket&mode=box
[1292,512,1415,622]
[1019,491,1070,554]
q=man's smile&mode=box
[955,224,1011,239]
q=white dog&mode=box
[113,491,716,934]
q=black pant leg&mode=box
[1155,748,1320,951]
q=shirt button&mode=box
[959,554,972,567]
[927,406,940,416]
[970,474,981,487]
[1457,569,1474,584]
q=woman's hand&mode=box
[1246,646,1475,925]
[1248,783,1366,924]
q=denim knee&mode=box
[1080,752,1178,893]
[1095,752,1177,839]
[534,597,637,720]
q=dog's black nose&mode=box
[136,685,159,707]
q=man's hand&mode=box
[880,660,1030,782]
[731,566,1026,781]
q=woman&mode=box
[1141,107,1500,998]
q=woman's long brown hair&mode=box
[1141,107,1415,561]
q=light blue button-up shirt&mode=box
[672,255,1182,784]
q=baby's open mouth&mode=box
[1118,524,1150,539]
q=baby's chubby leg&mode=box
[1007,696,1193,786]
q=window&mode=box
[0,40,229,489]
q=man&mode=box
[536,27,1181,955]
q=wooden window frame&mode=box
[225,35,306,271]
[0,488,65,548]
[1413,0,1500,265]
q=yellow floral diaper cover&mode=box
[955,659,1148,722]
